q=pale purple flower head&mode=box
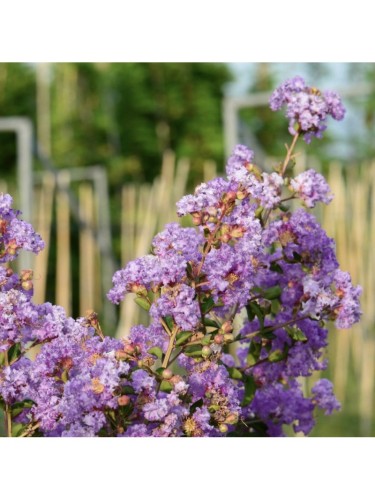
[0,193,44,263]
[311,379,341,415]
[269,76,346,143]
[290,169,333,208]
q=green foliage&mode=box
[49,63,232,186]
[0,63,35,191]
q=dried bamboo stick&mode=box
[79,183,95,316]
[56,170,71,316]
[33,172,55,304]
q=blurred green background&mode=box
[0,62,374,437]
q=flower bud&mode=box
[192,213,202,225]
[91,378,105,394]
[123,344,135,355]
[223,333,234,342]
[130,284,148,296]
[224,413,238,425]
[118,395,130,406]
[201,346,212,358]
[236,189,248,200]
[21,280,33,291]
[223,191,237,203]
[134,344,142,355]
[221,233,231,243]
[219,423,228,433]
[142,356,155,368]
[115,350,128,361]
[230,226,245,238]
[162,369,173,380]
[20,269,33,281]
[214,334,224,345]
[221,321,233,334]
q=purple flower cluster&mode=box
[0,77,361,438]
[0,193,44,262]
[269,76,346,143]
[290,169,333,208]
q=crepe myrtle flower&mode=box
[0,76,362,438]
[290,169,333,208]
[0,193,44,262]
[269,75,345,142]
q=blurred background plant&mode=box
[0,62,374,437]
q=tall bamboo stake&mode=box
[56,170,71,316]
[33,172,55,304]
[79,183,95,316]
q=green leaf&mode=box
[184,345,203,358]
[8,343,22,364]
[201,296,215,315]
[227,367,243,380]
[148,347,163,360]
[175,331,192,346]
[164,315,174,331]
[286,326,307,342]
[203,318,220,328]
[134,297,151,311]
[292,251,302,262]
[254,206,263,218]
[122,385,135,395]
[186,262,193,278]
[279,204,289,212]
[247,341,261,366]
[160,380,173,393]
[262,286,282,300]
[241,375,256,406]
[10,399,34,417]
[271,298,281,315]
[246,302,265,329]
[270,261,283,274]
[268,349,286,363]
[201,335,212,346]
[61,369,69,383]
[11,423,25,437]
[190,398,203,412]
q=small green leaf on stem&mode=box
[241,375,256,406]
[247,342,261,366]
[134,297,151,311]
[268,349,287,363]
[164,315,174,331]
[201,296,215,315]
[8,343,22,364]
[227,367,243,380]
[148,347,164,360]
[160,380,173,393]
[286,326,307,342]
[175,331,192,346]
[184,345,203,358]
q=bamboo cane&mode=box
[56,170,72,316]
[33,172,55,304]
[79,182,95,316]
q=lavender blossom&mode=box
[0,193,44,262]
[290,169,333,208]
[269,76,346,142]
